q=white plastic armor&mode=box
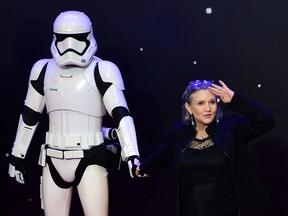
[8,115,39,184]
[11,115,39,158]
[50,11,97,67]
[24,59,48,112]
[9,10,140,216]
[98,60,139,158]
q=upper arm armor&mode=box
[95,60,128,115]
[98,60,125,91]
[24,59,49,113]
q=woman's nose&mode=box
[205,104,211,111]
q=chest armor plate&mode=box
[44,60,106,117]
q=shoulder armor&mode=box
[29,59,50,81]
[24,59,50,113]
[98,60,125,90]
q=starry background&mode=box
[1,1,288,216]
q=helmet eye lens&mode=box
[55,32,90,42]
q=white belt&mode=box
[46,148,85,159]
[45,132,104,149]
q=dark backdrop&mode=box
[1,1,287,216]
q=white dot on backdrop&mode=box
[193,61,197,65]
[206,8,212,14]
[257,84,262,88]
[140,47,144,51]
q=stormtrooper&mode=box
[8,10,140,216]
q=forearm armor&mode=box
[11,115,39,159]
[116,115,139,160]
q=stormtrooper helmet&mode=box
[50,10,97,67]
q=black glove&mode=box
[127,156,140,178]
[8,155,26,184]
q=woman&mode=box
[136,80,276,216]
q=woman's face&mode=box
[185,89,217,128]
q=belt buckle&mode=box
[63,150,84,159]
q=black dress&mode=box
[177,137,237,216]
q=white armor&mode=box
[50,11,97,67]
[9,10,139,216]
